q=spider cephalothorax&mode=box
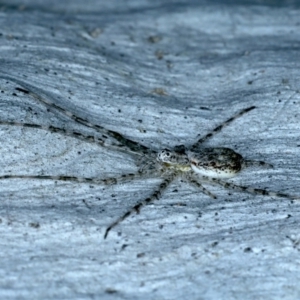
[157,148,190,171]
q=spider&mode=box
[0,74,299,239]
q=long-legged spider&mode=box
[0,74,299,239]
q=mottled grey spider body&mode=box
[157,147,243,178]
[0,74,299,239]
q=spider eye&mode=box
[162,149,171,156]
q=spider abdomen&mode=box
[188,147,243,178]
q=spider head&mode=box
[157,149,174,163]
[156,148,190,171]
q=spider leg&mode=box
[0,120,107,146]
[16,85,152,155]
[190,106,256,150]
[185,173,217,199]
[104,174,176,239]
[0,74,154,156]
[0,121,144,155]
[242,159,274,169]
[200,175,300,200]
[0,172,155,186]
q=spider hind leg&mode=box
[185,174,217,199]
[242,159,274,169]
[201,175,299,200]
[190,106,256,150]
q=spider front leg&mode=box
[104,174,176,239]
[11,77,154,156]
[0,172,155,186]
[0,74,154,155]
[0,120,107,147]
